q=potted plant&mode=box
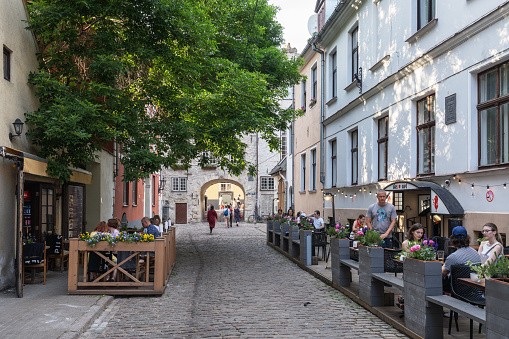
[309,97,317,106]
[400,237,438,261]
[329,222,352,287]
[356,227,382,247]
[327,223,350,239]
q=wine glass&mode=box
[437,250,445,262]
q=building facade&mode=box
[310,0,509,243]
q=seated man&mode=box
[142,216,160,238]
[442,226,480,292]
[310,210,325,231]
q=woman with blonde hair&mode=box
[478,222,504,265]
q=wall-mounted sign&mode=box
[486,190,494,202]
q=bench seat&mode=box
[339,259,359,271]
[292,239,300,245]
[282,235,289,240]
[372,273,404,290]
[274,231,281,235]
[426,295,486,325]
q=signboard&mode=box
[431,190,449,214]
[67,185,84,238]
[385,182,419,191]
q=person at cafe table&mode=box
[442,226,480,292]
[310,210,324,231]
[142,216,160,238]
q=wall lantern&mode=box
[158,177,167,193]
[9,118,24,141]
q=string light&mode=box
[471,184,474,189]
[505,183,507,189]
[369,191,372,195]
[487,185,490,191]
[458,179,461,183]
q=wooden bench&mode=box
[372,272,404,290]
[339,259,359,271]
[426,295,486,325]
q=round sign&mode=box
[486,190,494,202]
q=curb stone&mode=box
[58,295,114,339]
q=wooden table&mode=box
[458,277,485,291]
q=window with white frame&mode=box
[351,129,358,185]
[281,130,287,159]
[123,181,129,206]
[301,79,307,110]
[393,192,403,211]
[310,149,316,191]
[260,177,274,191]
[330,139,337,187]
[220,183,232,191]
[201,151,218,167]
[3,46,11,81]
[172,177,187,191]
[351,26,359,83]
[331,51,337,98]
[378,116,389,180]
[132,180,137,205]
[417,94,435,174]
[300,153,306,191]
[311,66,317,105]
[478,62,509,166]
[417,0,435,30]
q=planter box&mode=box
[267,220,273,243]
[486,278,509,339]
[403,258,443,339]
[280,223,289,252]
[289,226,300,258]
[299,230,313,265]
[273,221,281,246]
[330,238,351,287]
[359,246,385,306]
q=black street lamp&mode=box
[324,192,335,227]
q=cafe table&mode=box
[458,277,485,291]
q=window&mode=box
[300,153,306,191]
[261,177,275,191]
[220,183,232,191]
[417,0,435,30]
[201,151,217,167]
[3,47,11,81]
[172,177,187,191]
[331,51,337,98]
[417,94,435,174]
[152,176,156,206]
[123,181,129,206]
[331,139,337,187]
[351,27,359,82]
[478,62,509,166]
[311,66,317,104]
[317,7,326,31]
[351,130,358,185]
[310,149,316,191]
[132,180,137,206]
[281,130,287,159]
[378,116,389,180]
[301,79,307,109]
[393,192,403,211]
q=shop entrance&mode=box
[23,182,56,242]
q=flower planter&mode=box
[486,278,509,339]
[299,229,313,265]
[330,238,351,287]
[358,245,385,306]
[289,226,300,258]
[273,221,281,246]
[403,258,443,339]
[280,223,290,252]
[266,220,273,243]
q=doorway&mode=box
[175,203,187,224]
[23,182,56,242]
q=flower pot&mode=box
[358,245,384,306]
[289,225,300,258]
[299,229,313,265]
[403,258,443,339]
[330,238,351,287]
[266,220,273,243]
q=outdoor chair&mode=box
[312,232,327,261]
[503,247,509,255]
[449,264,485,338]
[23,242,47,284]
[384,248,403,276]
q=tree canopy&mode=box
[25,0,303,182]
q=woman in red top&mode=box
[207,205,218,234]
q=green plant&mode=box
[484,255,509,279]
[356,227,382,247]
[327,223,350,239]
[298,217,314,230]
[265,215,274,221]
[477,237,488,243]
[467,261,488,280]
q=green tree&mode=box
[25,0,302,182]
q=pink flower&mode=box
[341,227,345,230]
[429,240,434,245]
[357,231,364,236]
[410,245,421,252]
[335,229,340,233]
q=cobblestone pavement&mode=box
[81,223,408,338]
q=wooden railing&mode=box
[68,227,176,295]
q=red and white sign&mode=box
[431,191,448,214]
[486,190,494,202]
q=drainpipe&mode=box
[312,42,325,186]
[291,86,296,211]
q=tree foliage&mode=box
[25,0,303,182]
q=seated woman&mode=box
[88,221,111,280]
[402,223,424,252]
[349,214,365,239]
[479,222,504,265]
[286,208,294,218]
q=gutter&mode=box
[312,42,326,185]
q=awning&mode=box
[384,180,464,216]
[1,146,92,185]
[269,157,287,176]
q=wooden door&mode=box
[175,203,187,224]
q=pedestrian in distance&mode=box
[207,205,218,234]
[366,189,397,249]
[234,205,241,227]
[229,204,233,228]
[223,206,230,228]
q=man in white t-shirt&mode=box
[311,210,325,231]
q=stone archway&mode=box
[200,179,246,221]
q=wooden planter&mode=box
[403,258,443,339]
[358,245,385,306]
[330,238,350,287]
[299,229,313,265]
[68,237,170,295]
[486,278,509,339]
[266,220,274,244]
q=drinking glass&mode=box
[437,250,445,262]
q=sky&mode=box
[268,0,316,53]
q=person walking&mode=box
[223,206,230,228]
[234,205,241,227]
[207,205,218,234]
[366,189,397,248]
[229,204,233,228]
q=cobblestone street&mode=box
[81,223,408,338]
